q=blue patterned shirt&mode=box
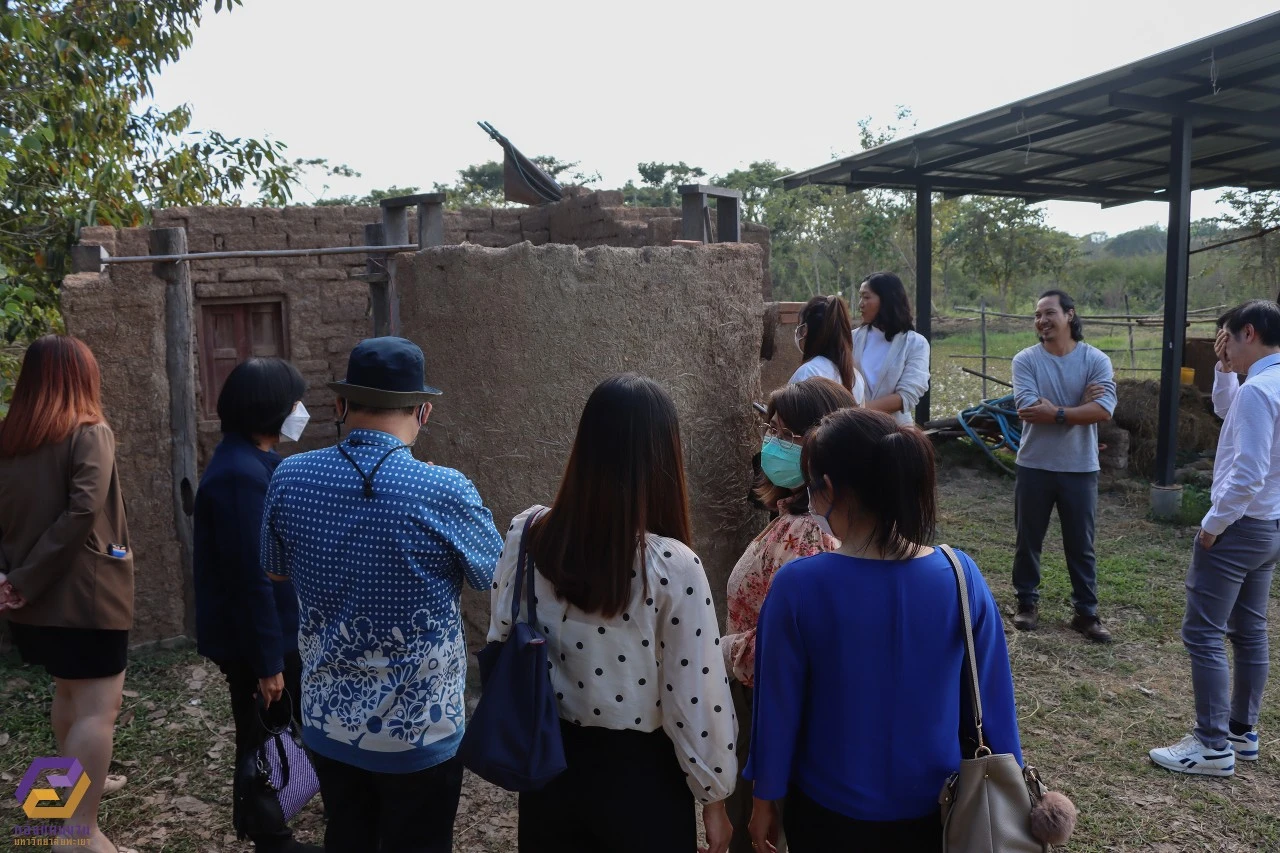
[261,429,503,773]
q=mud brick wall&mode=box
[146,208,375,467]
[62,194,774,645]
[759,302,805,395]
[398,242,768,650]
[60,229,187,644]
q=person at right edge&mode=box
[1011,289,1116,642]
[1149,300,1280,777]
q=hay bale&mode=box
[1112,379,1219,477]
[1097,421,1130,472]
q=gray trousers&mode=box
[1183,515,1280,749]
[1013,466,1100,615]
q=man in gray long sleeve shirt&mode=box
[1011,290,1117,642]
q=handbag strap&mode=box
[938,544,988,756]
[510,509,546,626]
[254,687,296,738]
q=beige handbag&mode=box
[937,545,1048,853]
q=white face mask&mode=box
[807,486,835,537]
[280,402,310,442]
[794,324,806,354]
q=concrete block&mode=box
[195,281,257,300]
[294,268,350,281]
[464,231,522,248]
[221,266,285,283]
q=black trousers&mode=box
[519,721,696,852]
[219,652,305,851]
[1013,465,1100,616]
[784,788,941,852]
[310,752,463,853]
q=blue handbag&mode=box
[458,510,567,791]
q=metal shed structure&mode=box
[784,11,1280,495]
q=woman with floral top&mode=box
[490,373,737,853]
[722,377,858,852]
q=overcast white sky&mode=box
[149,0,1278,237]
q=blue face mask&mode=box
[760,436,805,489]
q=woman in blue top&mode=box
[745,408,1021,852]
[193,358,319,853]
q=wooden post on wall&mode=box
[380,206,408,337]
[150,228,198,637]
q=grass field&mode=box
[926,318,1185,419]
[2,451,1277,851]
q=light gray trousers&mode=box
[1183,515,1280,749]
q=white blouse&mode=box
[487,506,739,803]
[788,355,868,405]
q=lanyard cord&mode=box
[337,442,410,498]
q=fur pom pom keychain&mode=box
[1030,789,1078,846]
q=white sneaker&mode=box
[1227,729,1260,762]
[1149,734,1235,776]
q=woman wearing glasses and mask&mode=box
[721,378,858,853]
[789,296,866,405]
[193,358,320,853]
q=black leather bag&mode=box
[233,689,319,840]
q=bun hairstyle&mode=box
[801,408,937,558]
[798,295,856,392]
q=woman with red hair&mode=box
[0,335,133,853]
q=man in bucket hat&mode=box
[261,337,503,852]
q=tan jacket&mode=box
[0,423,133,630]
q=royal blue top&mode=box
[261,429,503,774]
[193,433,299,679]
[744,548,1022,821]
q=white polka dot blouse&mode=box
[487,505,739,804]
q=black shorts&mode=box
[9,623,129,679]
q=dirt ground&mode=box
[2,449,1278,851]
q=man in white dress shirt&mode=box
[1150,300,1280,777]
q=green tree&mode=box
[1218,189,1280,301]
[430,156,598,208]
[952,197,1074,312]
[623,162,707,208]
[0,0,303,358]
[313,185,422,207]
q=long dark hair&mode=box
[528,374,693,617]
[861,272,915,341]
[799,295,855,390]
[0,335,105,458]
[802,408,936,559]
[1039,289,1083,341]
[755,378,858,513]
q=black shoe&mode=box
[1012,602,1039,631]
[1071,612,1112,643]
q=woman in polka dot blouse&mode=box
[487,374,737,853]
[721,378,856,853]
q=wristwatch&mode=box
[1054,407,1066,425]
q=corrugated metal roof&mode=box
[783,12,1280,205]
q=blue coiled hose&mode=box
[957,394,1022,475]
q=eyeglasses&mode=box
[758,422,802,445]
